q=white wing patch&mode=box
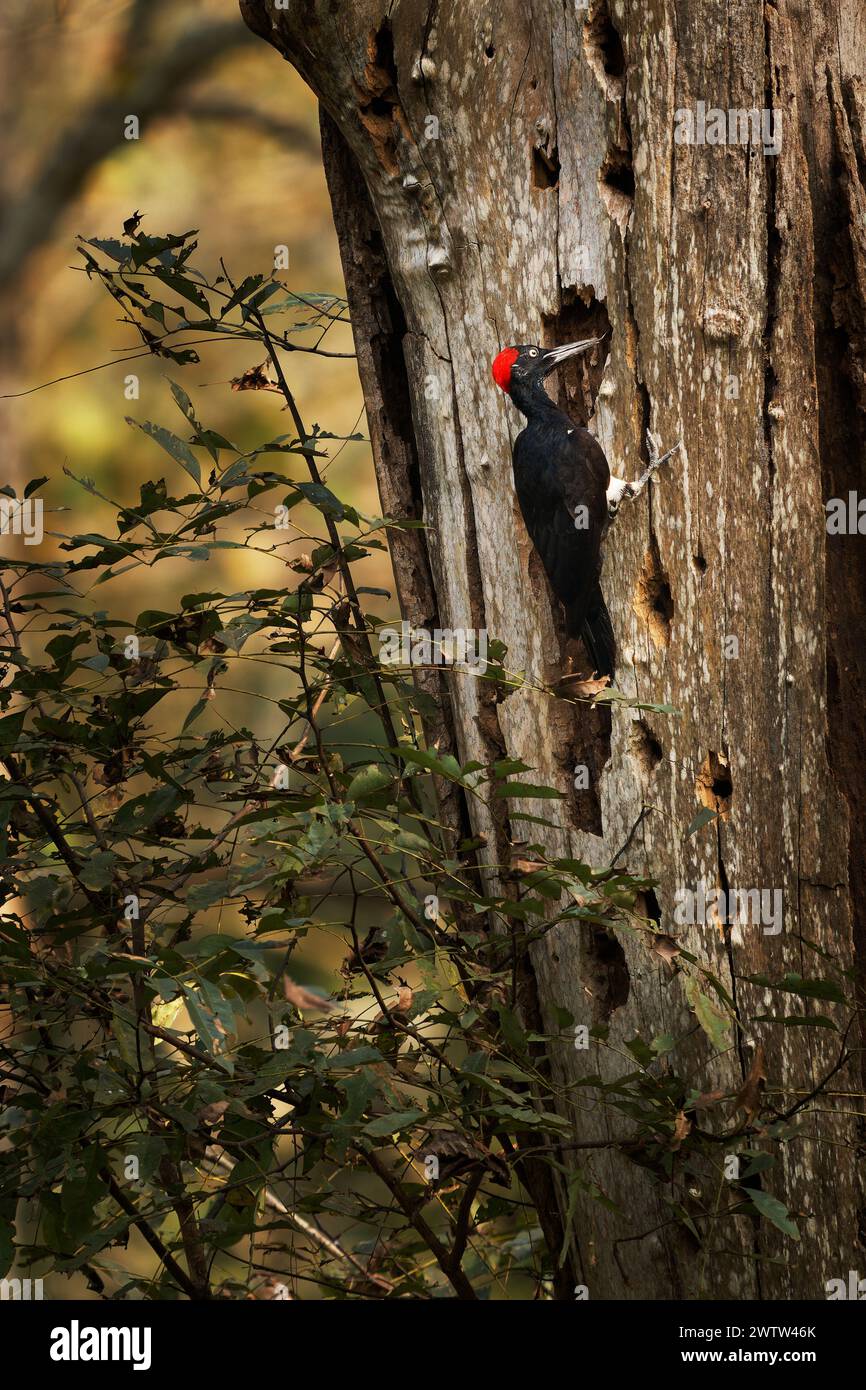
[606,475,630,509]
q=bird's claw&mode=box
[633,433,682,495]
[606,436,681,524]
[646,430,662,469]
[608,483,633,520]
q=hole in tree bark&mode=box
[531,142,560,189]
[367,21,398,87]
[542,290,611,426]
[600,148,635,198]
[636,888,662,928]
[354,21,412,176]
[599,147,635,230]
[634,538,673,647]
[696,750,733,818]
[630,719,663,775]
[567,699,611,836]
[584,926,630,1023]
[582,0,627,99]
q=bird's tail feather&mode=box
[567,586,615,678]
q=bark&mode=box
[241,0,866,1299]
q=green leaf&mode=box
[79,851,118,891]
[168,378,197,424]
[61,1149,107,1244]
[747,1188,800,1240]
[393,746,463,780]
[187,878,232,909]
[219,274,265,318]
[741,972,846,1004]
[112,785,182,833]
[182,696,210,731]
[753,1013,838,1030]
[686,806,718,836]
[0,1207,15,1272]
[363,1108,426,1137]
[776,973,845,1003]
[181,981,235,1071]
[496,1006,528,1053]
[346,764,393,802]
[392,829,434,858]
[493,782,564,800]
[492,758,533,778]
[128,418,201,485]
[740,1153,775,1179]
[0,711,25,752]
[625,1035,655,1067]
[684,976,730,1050]
[152,267,210,312]
[295,480,345,517]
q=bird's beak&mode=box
[542,336,605,374]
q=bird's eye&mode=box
[528,348,538,358]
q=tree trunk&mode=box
[241,0,866,1299]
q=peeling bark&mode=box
[242,0,865,1299]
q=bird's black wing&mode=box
[513,421,609,638]
[579,582,616,677]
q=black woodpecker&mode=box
[492,339,677,679]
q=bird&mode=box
[492,338,678,679]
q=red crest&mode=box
[491,346,519,392]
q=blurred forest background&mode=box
[0,0,394,845]
[0,0,376,512]
[2,0,409,1297]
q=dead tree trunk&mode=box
[241,0,866,1299]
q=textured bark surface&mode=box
[242,0,866,1299]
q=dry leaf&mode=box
[318,558,341,587]
[570,674,611,698]
[231,361,281,393]
[419,1129,510,1189]
[341,926,388,976]
[282,975,336,1012]
[649,932,681,970]
[511,856,547,876]
[395,985,414,1014]
[198,1100,230,1129]
[692,1089,725,1110]
[671,1110,691,1150]
[732,1043,766,1119]
[255,1278,292,1300]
